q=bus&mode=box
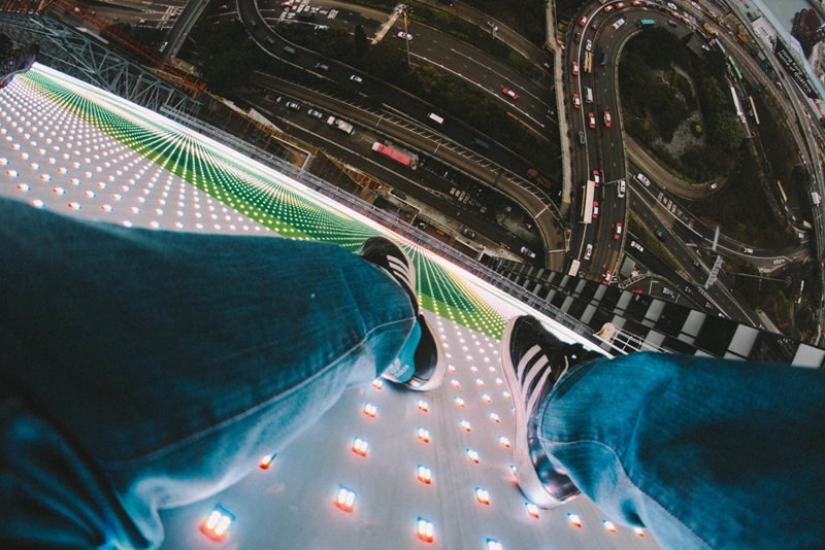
[748,95,760,125]
[730,85,745,122]
[580,180,596,224]
[372,142,412,167]
[638,19,655,27]
[726,56,743,80]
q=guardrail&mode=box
[162,107,597,340]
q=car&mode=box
[616,2,626,8]
[459,226,476,239]
[613,17,626,29]
[307,108,324,118]
[585,39,593,52]
[590,20,600,30]
[397,31,413,40]
[572,93,581,109]
[350,74,363,84]
[578,130,585,145]
[588,112,596,129]
[636,172,651,186]
[603,269,613,284]
[284,101,301,111]
[584,243,593,260]
[579,15,588,27]
[707,181,719,191]
[617,179,626,198]
[613,222,623,239]
[604,4,613,12]
[743,247,754,254]
[604,111,612,127]
[542,61,552,70]
[592,169,600,184]
[502,87,519,100]
[592,201,599,219]
[655,229,665,241]
[630,240,644,252]
[571,61,579,75]
[631,287,643,294]
[315,62,330,72]
[520,246,537,259]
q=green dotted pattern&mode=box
[22,68,506,338]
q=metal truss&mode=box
[0,11,201,115]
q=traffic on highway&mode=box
[106,0,821,327]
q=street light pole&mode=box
[403,7,411,69]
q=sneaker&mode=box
[500,315,601,507]
[0,43,38,90]
[358,236,446,391]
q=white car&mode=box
[397,31,413,40]
[584,243,593,260]
[613,18,626,29]
[350,74,363,84]
[520,246,536,259]
[585,39,593,52]
[636,173,651,186]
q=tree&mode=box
[364,40,406,81]
[709,112,744,152]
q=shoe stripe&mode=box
[526,366,551,415]
[517,345,541,382]
[387,255,414,291]
[518,345,549,393]
[521,351,548,402]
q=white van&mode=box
[584,243,593,260]
[584,86,593,103]
[427,112,444,125]
[617,179,626,198]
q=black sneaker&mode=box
[500,315,601,507]
[0,43,38,90]
[358,237,446,391]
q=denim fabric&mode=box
[542,352,825,550]
[0,197,415,549]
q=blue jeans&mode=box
[2,197,824,549]
[0,197,415,548]
[544,352,825,549]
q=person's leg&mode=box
[542,352,825,550]
[502,315,825,550]
[0,197,417,548]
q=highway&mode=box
[141,0,818,326]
